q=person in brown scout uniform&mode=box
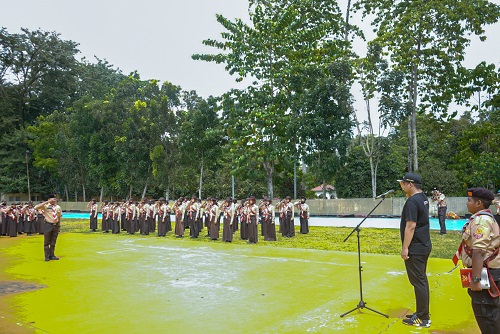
[112,202,121,234]
[157,197,169,237]
[174,198,185,238]
[6,204,18,237]
[87,198,98,232]
[208,198,219,240]
[101,201,109,233]
[222,197,234,242]
[239,199,248,240]
[282,196,295,238]
[148,199,156,233]
[127,201,137,234]
[455,187,500,333]
[17,203,24,234]
[35,194,62,261]
[263,198,276,241]
[36,202,44,234]
[247,196,259,244]
[182,197,189,232]
[202,197,211,235]
[23,201,36,236]
[0,200,6,236]
[188,196,200,238]
[276,199,286,236]
[259,198,267,237]
[139,199,149,235]
[295,197,310,234]
[231,198,239,233]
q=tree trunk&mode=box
[64,185,69,202]
[369,156,376,198]
[142,165,151,199]
[322,179,327,199]
[407,115,413,172]
[409,35,421,172]
[129,184,133,200]
[165,174,170,201]
[344,0,352,42]
[142,179,149,199]
[412,102,418,171]
[263,160,274,199]
[82,183,86,202]
[99,186,104,203]
[198,153,204,199]
[74,189,77,202]
[356,81,380,198]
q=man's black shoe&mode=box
[405,313,431,324]
[50,256,59,260]
[45,258,50,261]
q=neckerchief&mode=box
[453,209,495,265]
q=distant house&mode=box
[1,193,42,203]
[311,184,337,199]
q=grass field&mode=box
[59,219,462,258]
[0,220,478,333]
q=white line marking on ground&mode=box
[97,248,136,254]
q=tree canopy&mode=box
[0,0,499,201]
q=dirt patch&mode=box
[0,281,45,296]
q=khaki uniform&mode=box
[459,212,500,268]
[458,210,500,332]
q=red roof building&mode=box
[311,184,337,199]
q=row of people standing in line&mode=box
[88,196,310,243]
[0,201,45,237]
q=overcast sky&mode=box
[1,0,499,125]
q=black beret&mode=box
[467,187,495,201]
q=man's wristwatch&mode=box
[472,276,481,283]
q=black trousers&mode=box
[299,217,309,234]
[438,207,447,234]
[468,268,500,334]
[44,223,59,259]
[404,253,430,320]
[284,213,294,237]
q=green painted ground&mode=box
[0,232,479,333]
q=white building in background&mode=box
[311,184,337,199]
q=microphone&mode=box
[375,189,395,199]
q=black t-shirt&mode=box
[400,192,432,255]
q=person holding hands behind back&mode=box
[35,194,62,262]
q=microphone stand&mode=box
[340,195,390,318]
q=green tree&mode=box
[0,28,80,195]
[355,0,500,172]
[0,28,79,125]
[335,137,403,198]
[176,92,222,199]
[194,0,353,198]
[453,107,500,191]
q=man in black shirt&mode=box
[398,172,432,328]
